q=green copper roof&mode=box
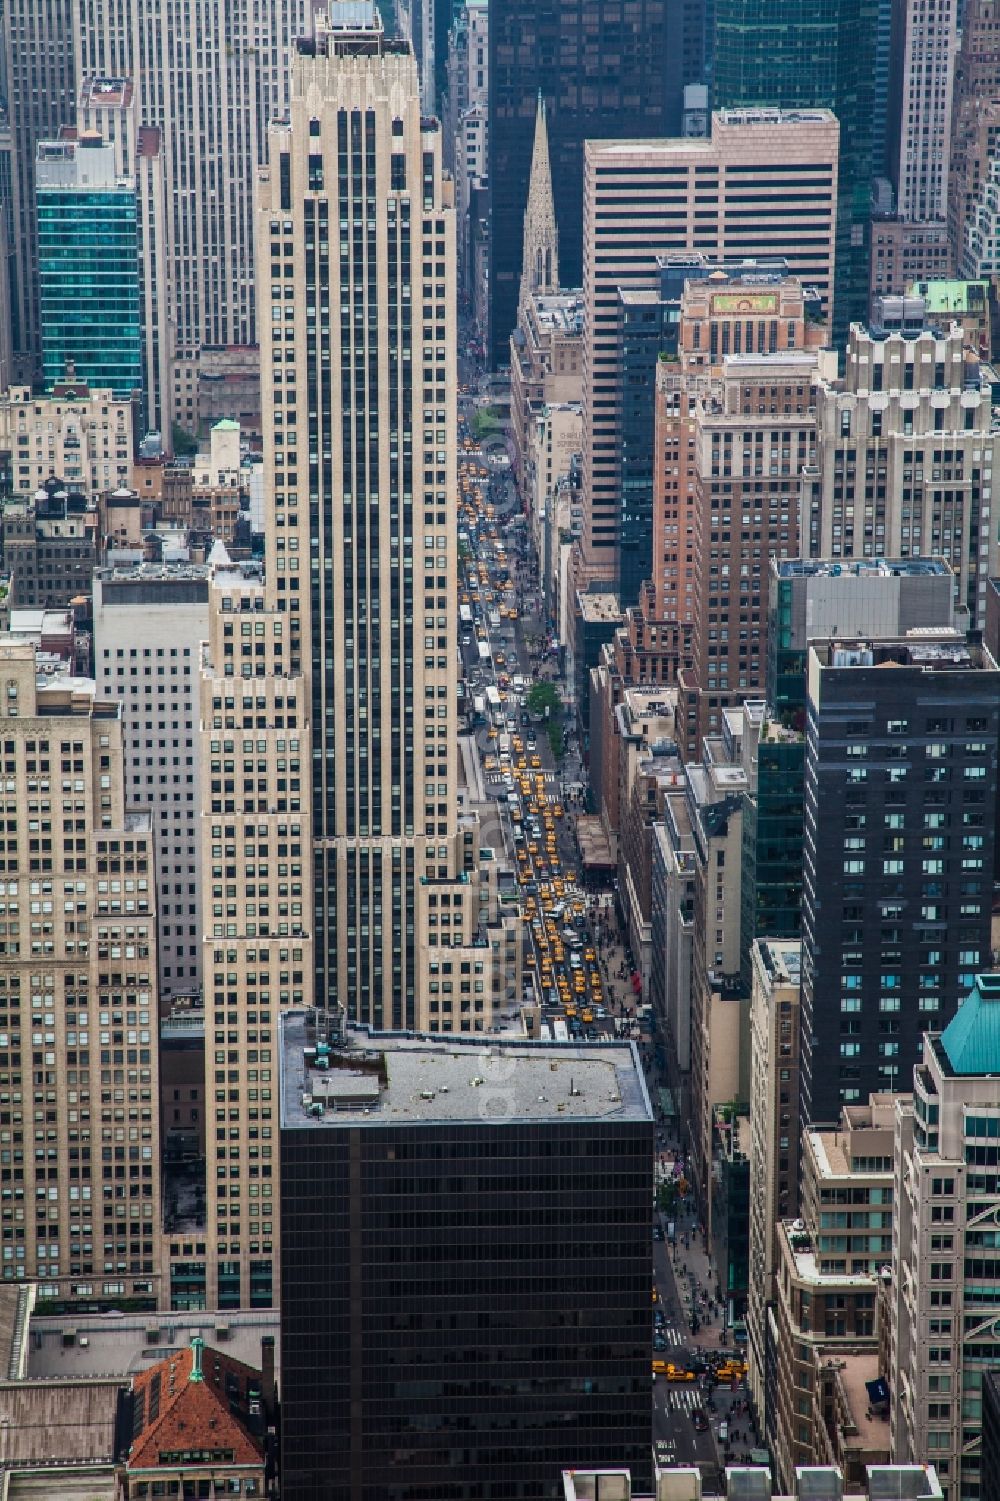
[909,278,988,315]
[940,974,1000,1075]
[212,418,240,431]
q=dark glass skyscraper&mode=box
[488,0,704,365]
[800,634,999,1126]
[712,0,877,342]
[280,1015,654,1501]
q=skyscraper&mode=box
[73,0,309,431]
[258,0,477,1032]
[35,136,142,399]
[800,632,999,1126]
[3,0,77,380]
[0,638,163,1313]
[891,975,1000,1500]
[711,0,877,339]
[487,0,700,365]
[803,312,1000,629]
[279,1014,654,1500]
[580,111,838,595]
[886,0,957,225]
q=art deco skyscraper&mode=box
[259,0,474,1033]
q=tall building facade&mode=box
[0,639,163,1312]
[803,314,1000,629]
[746,936,801,1441]
[891,975,1000,1501]
[0,381,133,496]
[94,564,210,1003]
[259,0,475,1031]
[800,632,999,1126]
[487,0,700,364]
[580,111,838,592]
[279,1016,654,1500]
[35,137,141,399]
[948,0,1000,279]
[887,0,958,226]
[73,0,309,430]
[711,0,876,338]
[75,75,172,442]
[3,0,77,379]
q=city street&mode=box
[455,391,745,1481]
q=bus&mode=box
[552,1018,569,1042]
[478,639,491,663]
[486,685,502,722]
[460,604,473,627]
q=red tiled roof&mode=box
[127,1344,264,1471]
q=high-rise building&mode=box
[73,0,309,432]
[746,937,801,1443]
[279,1014,654,1500]
[740,556,960,989]
[3,0,77,380]
[800,632,999,1126]
[35,136,141,400]
[803,309,1000,629]
[0,638,163,1312]
[948,0,1000,279]
[887,0,957,226]
[770,1095,896,1485]
[711,0,876,339]
[656,264,831,755]
[75,75,172,441]
[447,0,488,301]
[487,0,701,365]
[258,0,481,1033]
[94,564,210,1003]
[891,974,1000,1501]
[581,112,838,595]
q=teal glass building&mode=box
[36,137,141,399]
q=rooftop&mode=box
[279,1011,653,1130]
[810,634,991,673]
[776,558,950,580]
[781,1220,878,1289]
[937,973,1000,1077]
[125,1340,263,1474]
[758,939,801,988]
[577,592,622,624]
[530,292,585,333]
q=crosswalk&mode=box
[663,1386,703,1413]
[653,1324,684,1345]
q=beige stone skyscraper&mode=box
[258,0,480,1035]
[192,0,502,1312]
[0,640,163,1311]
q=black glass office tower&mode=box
[800,636,999,1126]
[279,1015,654,1501]
[488,0,705,366]
[712,0,877,342]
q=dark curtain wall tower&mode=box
[488,0,704,366]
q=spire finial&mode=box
[518,91,559,310]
